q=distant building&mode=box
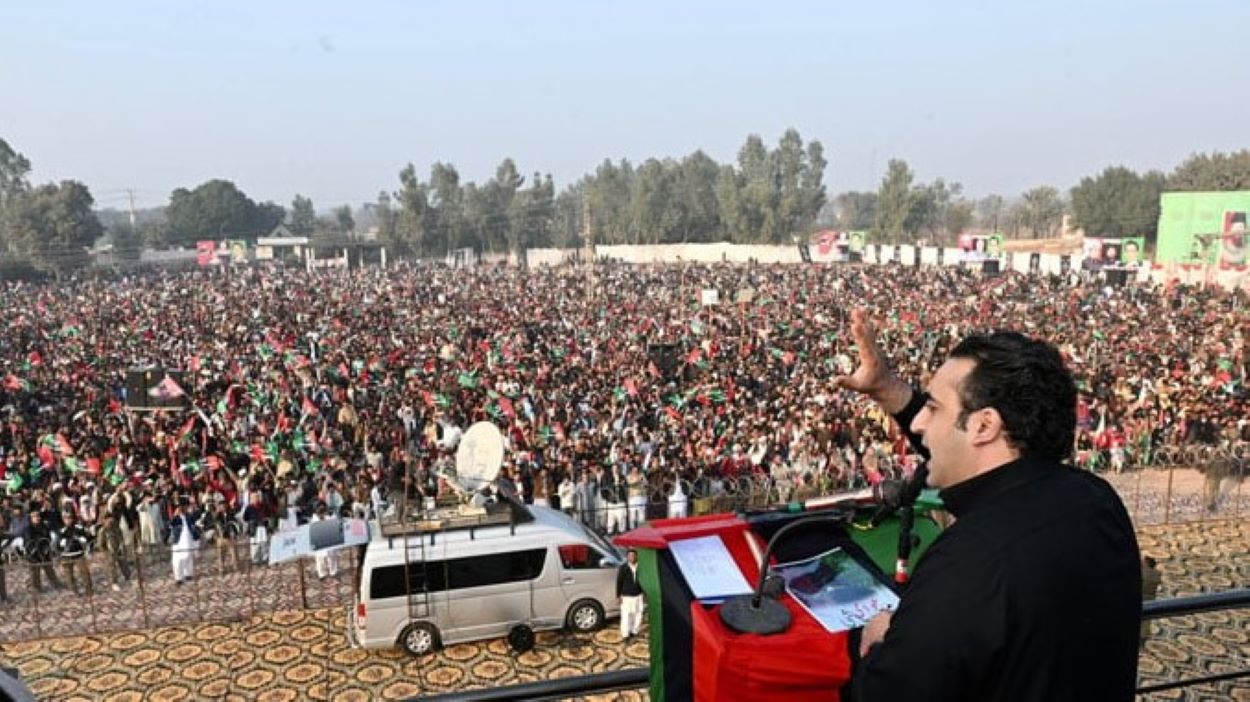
[256,225,310,261]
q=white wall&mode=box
[520,244,1248,290]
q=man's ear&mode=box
[969,407,1006,447]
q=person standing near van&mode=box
[617,548,644,640]
[312,503,339,579]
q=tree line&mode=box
[2,133,1249,276]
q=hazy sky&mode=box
[3,0,1247,213]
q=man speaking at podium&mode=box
[833,310,1140,701]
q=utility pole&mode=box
[582,197,595,299]
[125,188,137,230]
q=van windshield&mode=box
[582,524,622,562]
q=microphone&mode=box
[869,463,929,527]
[719,509,852,636]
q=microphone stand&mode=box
[719,509,852,636]
[888,463,928,587]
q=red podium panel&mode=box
[619,512,855,702]
[691,598,851,701]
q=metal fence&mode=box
[0,538,356,643]
[1,452,1244,644]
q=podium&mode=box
[616,503,943,702]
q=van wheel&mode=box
[566,599,605,633]
[399,622,439,656]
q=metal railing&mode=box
[0,536,356,643]
[409,589,1250,701]
[1,456,1242,643]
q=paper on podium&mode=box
[775,546,899,633]
[669,534,754,602]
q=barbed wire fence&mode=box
[1,451,1244,645]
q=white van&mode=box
[348,501,624,655]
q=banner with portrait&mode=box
[1118,237,1146,267]
[959,233,1003,263]
[1222,211,1247,268]
[195,241,217,266]
[1082,237,1104,269]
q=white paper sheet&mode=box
[669,534,754,601]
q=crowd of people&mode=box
[0,260,1246,602]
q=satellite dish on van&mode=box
[450,421,505,495]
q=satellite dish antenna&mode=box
[449,421,505,497]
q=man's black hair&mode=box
[949,332,1077,462]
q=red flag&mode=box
[190,356,202,372]
[2,375,20,391]
[498,397,516,419]
[86,457,102,475]
[55,433,75,457]
[37,445,55,467]
[782,351,796,366]
[302,397,319,416]
[27,351,42,366]
[176,416,196,443]
[107,397,122,414]
[664,406,682,422]
[421,390,435,408]
[686,348,702,364]
[624,378,639,397]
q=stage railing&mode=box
[409,588,1250,701]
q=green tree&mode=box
[774,129,827,242]
[1017,186,1065,238]
[944,198,975,240]
[374,191,401,253]
[107,221,143,263]
[630,159,678,245]
[256,201,285,234]
[395,164,431,256]
[428,162,464,252]
[586,159,634,245]
[716,164,746,242]
[976,194,1005,232]
[905,179,962,243]
[737,134,778,243]
[0,137,32,254]
[1167,150,1250,191]
[1069,166,1165,242]
[674,150,721,242]
[6,181,103,277]
[289,195,316,237]
[334,205,355,236]
[166,180,274,245]
[551,185,585,249]
[873,159,915,243]
[833,191,877,231]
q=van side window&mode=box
[369,548,547,599]
[369,562,449,599]
[447,548,547,589]
[558,543,605,569]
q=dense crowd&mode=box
[0,261,1247,601]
